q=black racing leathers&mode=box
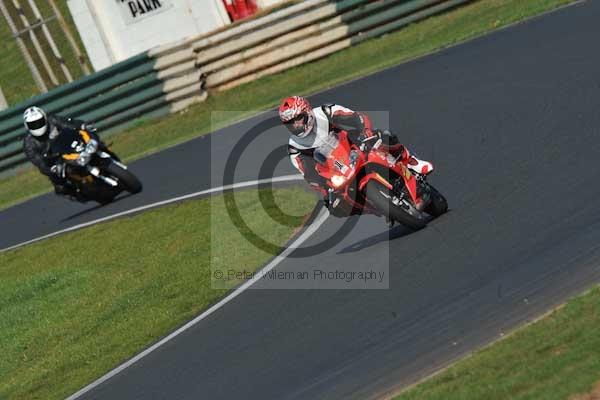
[23,114,87,197]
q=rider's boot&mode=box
[407,154,434,176]
[388,144,434,176]
[376,131,434,176]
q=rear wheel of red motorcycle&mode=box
[365,181,427,230]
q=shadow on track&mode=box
[337,223,414,254]
[60,193,135,222]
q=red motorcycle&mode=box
[314,131,447,230]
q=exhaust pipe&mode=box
[88,166,118,187]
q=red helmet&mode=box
[279,96,315,138]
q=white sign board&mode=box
[68,0,231,71]
[117,0,173,25]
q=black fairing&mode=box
[49,127,83,157]
[49,128,122,203]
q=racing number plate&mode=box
[334,159,349,174]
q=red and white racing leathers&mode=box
[287,104,433,195]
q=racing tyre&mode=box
[105,162,142,194]
[365,180,427,230]
[424,184,448,217]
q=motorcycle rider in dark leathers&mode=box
[279,96,433,217]
[23,106,93,202]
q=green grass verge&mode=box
[0,12,39,105]
[0,186,316,400]
[0,0,577,211]
[394,286,600,400]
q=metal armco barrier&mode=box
[194,0,473,90]
[0,0,471,173]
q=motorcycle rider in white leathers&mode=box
[279,96,433,216]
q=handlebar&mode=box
[358,134,382,153]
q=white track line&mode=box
[66,206,329,400]
[1,174,303,253]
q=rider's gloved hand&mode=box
[357,132,378,152]
[50,163,66,178]
[372,129,399,144]
[371,129,406,159]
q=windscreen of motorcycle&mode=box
[50,127,84,156]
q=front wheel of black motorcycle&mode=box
[105,162,143,194]
[365,180,427,230]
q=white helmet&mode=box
[23,106,48,137]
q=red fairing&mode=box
[315,131,353,188]
[364,149,418,202]
[313,130,423,215]
[358,173,393,191]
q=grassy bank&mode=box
[0,0,577,210]
[395,286,600,400]
[0,0,90,104]
[0,187,316,400]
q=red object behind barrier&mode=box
[222,0,258,21]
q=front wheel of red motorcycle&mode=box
[365,180,427,230]
[424,184,448,217]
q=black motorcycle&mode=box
[48,127,142,204]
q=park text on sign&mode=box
[118,0,173,25]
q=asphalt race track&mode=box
[4,1,600,399]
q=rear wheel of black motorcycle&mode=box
[424,184,448,217]
[365,180,427,230]
[105,162,142,194]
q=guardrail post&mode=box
[26,0,74,82]
[11,0,60,86]
[0,0,48,93]
[47,0,91,75]
[0,86,7,111]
